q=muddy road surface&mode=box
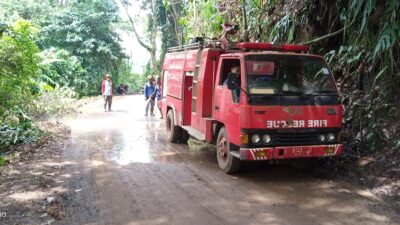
[60,95,399,225]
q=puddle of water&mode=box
[71,118,189,165]
[99,130,154,165]
[108,142,153,165]
[67,95,178,165]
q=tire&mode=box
[179,129,190,143]
[216,127,241,174]
[166,110,182,143]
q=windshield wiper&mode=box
[310,90,337,95]
[277,90,304,95]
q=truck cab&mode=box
[160,41,343,173]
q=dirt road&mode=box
[60,95,399,225]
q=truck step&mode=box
[181,126,205,141]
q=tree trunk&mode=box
[169,0,182,45]
[150,0,158,72]
[117,0,158,72]
[241,1,249,42]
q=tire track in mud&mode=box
[127,162,228,225]
[61,138,101,225]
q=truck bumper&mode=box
[239,144,343,161]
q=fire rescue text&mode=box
[266,120,328,128]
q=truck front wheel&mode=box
[166,110,182,143]
[216,127,241,174]
[179,130,190,143]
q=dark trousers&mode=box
[104,95,112,110]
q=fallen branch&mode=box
[301,19,356,45]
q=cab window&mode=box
[219,59,240,85]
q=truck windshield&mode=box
[245,55,337,96]
[245,55,338,105]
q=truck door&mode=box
[214,58,241,145]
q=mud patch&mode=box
[334,150,400,213]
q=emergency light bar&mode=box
[236,42,309,52]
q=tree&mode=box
[118,0,158,73]
[39,0,127,95]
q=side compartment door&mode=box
[183,72,193,125]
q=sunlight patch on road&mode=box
[36,161,77,168]
[90,160,105,167]
[8,191,47,202]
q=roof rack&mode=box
[168,43,201,52]
[167,40,222,53]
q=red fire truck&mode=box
[159,31,344,173]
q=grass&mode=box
[0,155,6,166]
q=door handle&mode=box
[215,105,219,112]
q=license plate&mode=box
[291,147,303,156]
[289,147,312,156]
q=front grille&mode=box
[272,133,319,146]
[244,128,340,147]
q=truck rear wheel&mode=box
[166,110,182,143]
[216,127,241,174]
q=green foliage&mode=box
[39,0,127,95]
[33,87,77,117]
[373,23,400,59]
[0,20,40,114]
[0,107,43,149]
[0,0,56,23]
[177,0,400,153]
[0,0,135,150]
[0,155,5,166]
[325,43,399,151]
[269,13,296,43]
[1,0,130,98]
[395,140,400,150]
[179,0,225,41]
[0,19,44,150]
[39,48,87,92]
[347,0,376,32]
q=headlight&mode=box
[251,134,261,144]
[327,133,335,142]
[262,134,271,144]
[318,134,326,142]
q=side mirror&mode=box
[227,72,238,90]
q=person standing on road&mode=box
[155,76,163,119]
[144,76,156,116]
[101,74,113,112]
